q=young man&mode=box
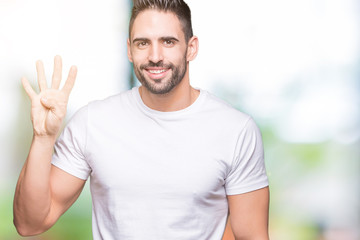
[14,0,269,239]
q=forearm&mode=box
[14,135,56,236]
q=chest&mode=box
[86,117,233,201]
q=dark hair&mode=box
[129,0,193,42]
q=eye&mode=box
[163,40,174,46]
[137,41,148,48]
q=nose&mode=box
[148,43,163,63]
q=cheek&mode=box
[131,49,148,62]
[166,48,187,63]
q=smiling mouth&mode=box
[148,69,167,74]
[144,67,170,80]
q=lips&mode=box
[148,69,166,74]
[145,67,170,80]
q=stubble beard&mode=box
[133,55,187,95]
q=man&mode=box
[14,0,270,239]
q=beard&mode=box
[133,55,187,95]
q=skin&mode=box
[14,9,270,240]
[127,9,199,112]
[227,188,270,240]
[13,56,86,236]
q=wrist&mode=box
[32,134,57,145]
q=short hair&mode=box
[129,0,193,42]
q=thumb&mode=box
[40,96,66,119]
[40,97,53,109]
[40,97,61,112]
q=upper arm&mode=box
[227,187,270,240]
[44,165,86,227]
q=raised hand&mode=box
[22,55,77,138]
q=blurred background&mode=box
[0,0,359,239]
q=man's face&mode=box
[128,10,188,95]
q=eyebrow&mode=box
[160,36,179,42]
[132,38,149,44]
[132,36,180,44]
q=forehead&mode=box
[131,9,184,41]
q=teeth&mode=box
[149,69,166,74]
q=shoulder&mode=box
[200,90,253,130]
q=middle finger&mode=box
[51,55,62,89]
[36,60,47,91]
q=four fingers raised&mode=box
[22,56,77,137]
[23,56,77,97]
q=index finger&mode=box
[61,66,77,95]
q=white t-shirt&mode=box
[52,87,268,240]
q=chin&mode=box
[142,80,179,95]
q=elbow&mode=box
[15,225,46,237]
[15,227,35,237]
[13,204,53,236]
[13,218,48,237]
[14,223,33,237]
[14,221,35,237]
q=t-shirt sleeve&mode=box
[51,105,91,180]
[225,117,269,195]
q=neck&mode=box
[139,74,200,112]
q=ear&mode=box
[186,36,199,62]
[127,38,133,63]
